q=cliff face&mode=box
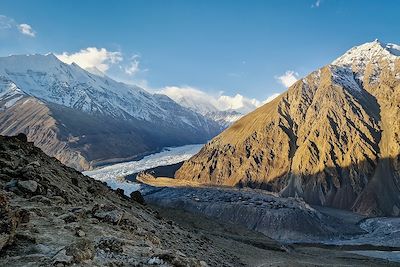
[176,40,400,216]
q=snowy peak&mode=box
[328,40,400,92]
[332,39,400,69]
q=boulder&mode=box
[92,204,124,225]
[17,180,38,194]
[65,239,95,263]
[130,191,145,205]
[15,133,27,142]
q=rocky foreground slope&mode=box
[176,40,400,216]
[0,54,221,171]
[0,135,396,266]
[0,134,239,266]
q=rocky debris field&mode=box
[0,134,238,266]
[141,185,363,242]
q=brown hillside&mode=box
[176,40,400,216]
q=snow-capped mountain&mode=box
[160,90,259,127]
[176,40,400,216]
[204,110,243,128]
[0,54,222,170]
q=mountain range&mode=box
[0,54,222,170]
[160,88,275,127]
[176,40,400,216]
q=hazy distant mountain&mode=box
[0,54,221,170]
[161,88,272,127]
[176,40,400,216]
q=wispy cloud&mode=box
[0,15,36,37]
[276,70,299,88]
[311,0,322,8]
[124,55,142,76]
[56,47,123,73]
[18,23,35,37]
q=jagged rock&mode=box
[96,237,125,253]
[65,239,95,263]
[130,190,145,205]
[58,213,78,223]
[92,204,124,225]
[17,180,38,194]
[75,228,85,237]
[0,192,18,251]
[4,179,17,192]
[115,188,128,199]
[52,249,73,266]
[15,133,27,142]
[16,209,30,223]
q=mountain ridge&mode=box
[0,54,222,170]
[175,40,400,216]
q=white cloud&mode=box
[216,94,260,113]
[311,0,322,8]
[56,47,123,73]
[0,15,36,37]
[18,23,35,37]
[125,56,141,76]
[158,86,278,115]
[276,70,299,88]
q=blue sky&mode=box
[0,0,399,104]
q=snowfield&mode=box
[84,144,203,195]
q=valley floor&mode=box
[84,146,400,266]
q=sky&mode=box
[0,0,399,107]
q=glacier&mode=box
[84,144,203,195]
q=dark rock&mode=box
[16,209,30,223]
[71,177,79,187]
[0,192,18,251]
[130,190,145,205]
[58,213,78,223]
[115,188,126,198]
[15,133,27,142]
[96,236,125,253]
[4,179,17,192]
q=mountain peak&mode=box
[332,40,400,69]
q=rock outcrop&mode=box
[176,40,400,216]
